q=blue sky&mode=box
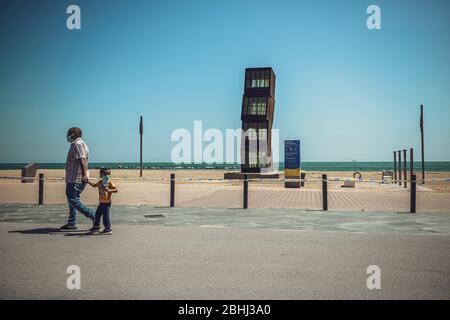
[0,0,449,163]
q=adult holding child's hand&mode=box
[60,127,96,230]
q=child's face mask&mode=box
[101,175,110,187]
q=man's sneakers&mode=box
[60,224,77,230]
[102,229,112,235]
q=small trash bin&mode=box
[21,163,38,183]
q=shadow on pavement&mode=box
[63,231,98,237]
[9,228,93,236]
[9,227,64,235]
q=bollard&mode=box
[300,171,306,187]
[398,150,402,186]
[403,149,407,188]
[322,174,328,211]
[410,148,414,178]
[170,173,175,208]
[243,174,248,209]
[38,173,44,205]
[410,174,416,213]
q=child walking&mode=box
[88,168,118,234]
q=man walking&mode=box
[61,127,96,230]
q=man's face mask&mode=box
[66,135,74,143]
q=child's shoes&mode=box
[89,226,102,234]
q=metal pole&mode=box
[410,174,416,213]
[398,150,402,186]
[243,174,248,209]
[393,151,397,183]
[403,149,407,188]
[139,116,143,178]
[170,173,175,208]
[322,174,328,211]
[38,173,44,205]
[410,148,414,179]
[420,105,425,184]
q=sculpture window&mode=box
[245,70,270,88]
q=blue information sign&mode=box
[284,140,300,169]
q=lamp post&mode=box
[393,151,397,183]
[403,149,407,188]
[420,105,425,184]
[139,116,143,178]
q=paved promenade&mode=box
[179,188,450,212]
[1,204,450,234]
[1,209,450,299]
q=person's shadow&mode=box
[9,227,94,237]
[9,227,63,235]
[63,231,97,237]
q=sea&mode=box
[1,162,450,172]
